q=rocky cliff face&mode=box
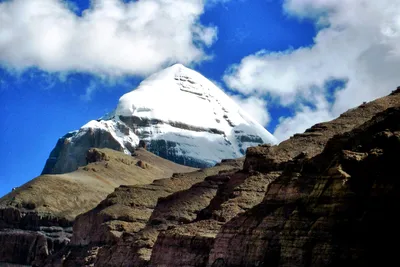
[49,89,400,267]
[0,208,72,266]
[41,128,125,175]
[206,106,400,267]
[42,64,276,174]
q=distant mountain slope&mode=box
[42,64,277,174]
[0,148,195,266]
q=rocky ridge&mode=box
[206,106,400,267]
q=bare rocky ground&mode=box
[2,88,400,267]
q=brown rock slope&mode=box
[47,159,243,266]
[142,90,400,267]
[56,89,400,267]
[0,148,195,266]
[206,106,400,267]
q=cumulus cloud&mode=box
[223,0,400,141]
[0,0,218,76]
[231,95,271,126]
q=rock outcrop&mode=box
[206,106,400,267]
[41,129,126,175]
[0,148,195,266]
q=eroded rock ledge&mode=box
[207,107,400,267]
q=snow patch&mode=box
[79,120,140,154]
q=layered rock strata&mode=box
[207,106,400,267]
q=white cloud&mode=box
[80,80,97,102]
[223,0,400,141]
[273,94,332,141]
[0,0,218,76]
[231,95,271,126]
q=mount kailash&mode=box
[42,64,277,174]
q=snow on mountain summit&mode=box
[116,63,275,141]
[42,64,277,174]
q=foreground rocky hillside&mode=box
[42,88,400,267]
[2,88,400,266]
[206,105,400,267]
[44,158,243,267]
[0,148,195,266]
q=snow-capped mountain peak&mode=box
[116,63,275,139]
[42,64,277,174]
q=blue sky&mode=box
[1,0,400,197]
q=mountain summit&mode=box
[42,64,277,173]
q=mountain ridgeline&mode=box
[42,64,277,174]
